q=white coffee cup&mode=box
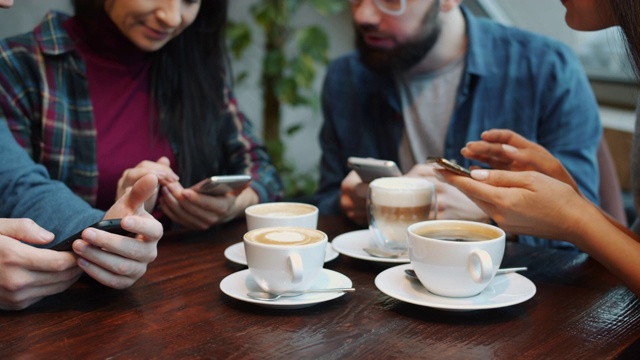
[407,220,505,297]
[243,226,327,293]
[368,177,437,251]
[245,202,318,230]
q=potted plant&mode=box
[227,0,348,197]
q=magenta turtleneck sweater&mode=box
[64,15,177,210]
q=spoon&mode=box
[404,267,527,279]
[362,247,407,258]
[247,288,356,301]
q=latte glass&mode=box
[367,177,436,252]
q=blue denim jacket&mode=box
[315,8,602,248]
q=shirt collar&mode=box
[34,11,77,56]
[461,6,489,77]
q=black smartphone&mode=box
[347,157,402,183]
[50,219,131,251]
[427,157,472,177]
[193,174,252,196]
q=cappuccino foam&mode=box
[369,177,434,207]
[245,227,325,246]
[246,203,315,217]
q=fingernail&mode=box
[74,240,88,253]
[84,229,97,242]
[40,230,54,242]
[434,170,445,181]
[502,144,518,153]
[78,258,89,267]
[122,217,135,229]
[471,169,489,180]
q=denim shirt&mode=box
[315,7,602,248]
[0,119,104,244]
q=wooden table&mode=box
[1,216,639,359]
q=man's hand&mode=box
[0,219,81,310]
[340,170,369,225]
[73,174,163,289]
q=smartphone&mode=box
[50,219,131,251]
[347,157,402,183]
[427,156,472,177]
[194,174,252,196]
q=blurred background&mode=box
[0,0,636,201]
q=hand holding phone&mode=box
[51,219,132,251]
[427,157,472,177]
[347,157,402,183]
[193,175,252,196]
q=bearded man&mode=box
[314,0,602,248]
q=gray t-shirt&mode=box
[396,58,465,173]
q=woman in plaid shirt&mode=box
[0,0,283,230]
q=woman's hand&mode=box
[116,157,179,212]
[437,168,591,240]
[462,129,579,193]
[160,184,259,230]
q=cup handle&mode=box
[288,253,304,284]
[468,250,493,284]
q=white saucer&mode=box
[224,242,339,266]
[220,269,352,309]
[375,264,536,311]
[331,229,409,264]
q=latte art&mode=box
[246,227,325,246]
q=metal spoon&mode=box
[246,288,356,301]
[362,247,407,258]
[404,267,527,279]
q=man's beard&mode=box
[355,2,441,75]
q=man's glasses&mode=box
[348,0,407,16]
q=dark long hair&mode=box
[72,0,230,186]
[610,1,640,78]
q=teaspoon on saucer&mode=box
[404,267,527,279]
[362,247,407,258]
[247,288,356,301]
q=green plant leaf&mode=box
[264,50,285,76]
[286,123,304,136]
[289,55,316,88]
[226,21,252,59]
[307,0,349,16]
[297,26,329,62]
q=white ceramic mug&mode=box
[407,220,505,297]
[367,177,437,251]
[243,226,327,293]
[245,202,318,230]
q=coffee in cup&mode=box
[407,220,505,297]
[243,226,327,293]
[368,177,436,251]
[245,202,318,230]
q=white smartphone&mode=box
[347,157,402,183]
[193,175,252,196]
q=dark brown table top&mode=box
[1,215,639,359]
